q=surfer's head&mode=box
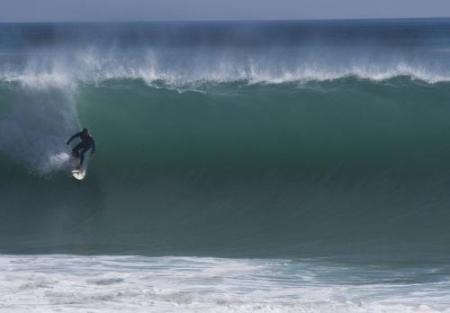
[82,128,89,135]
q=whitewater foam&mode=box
[0,255,449,313]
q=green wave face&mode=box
[1,78,450,260]
[75,79,450,176]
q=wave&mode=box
[1,77,450,258]
[3,75,450,174]
[2,21,450,258]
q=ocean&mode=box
[1,19,450,312]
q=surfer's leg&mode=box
[79,147,89,166]
[79,150,85,166]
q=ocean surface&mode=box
[1,19,450,312]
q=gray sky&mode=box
[1,0,450,22]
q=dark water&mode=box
[1,20,450,261]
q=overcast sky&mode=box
[1,0,449,22]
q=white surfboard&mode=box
[72,167,87,180]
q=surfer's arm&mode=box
[66,132,81,145]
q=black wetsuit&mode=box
[67,131,96,166]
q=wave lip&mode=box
[1,51,450,89]
[2,20,450,88]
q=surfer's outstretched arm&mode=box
[66,132,81,145]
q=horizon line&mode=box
[0,16,450,24]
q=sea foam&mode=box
[0,255,448,313]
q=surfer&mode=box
[67,128,96,168]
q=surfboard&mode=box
[71,154,89,181]
[72,166,87,180]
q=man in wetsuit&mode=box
[67,128,96,168]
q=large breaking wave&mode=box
[1,20,450,259]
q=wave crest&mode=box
[0,47,449,89]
